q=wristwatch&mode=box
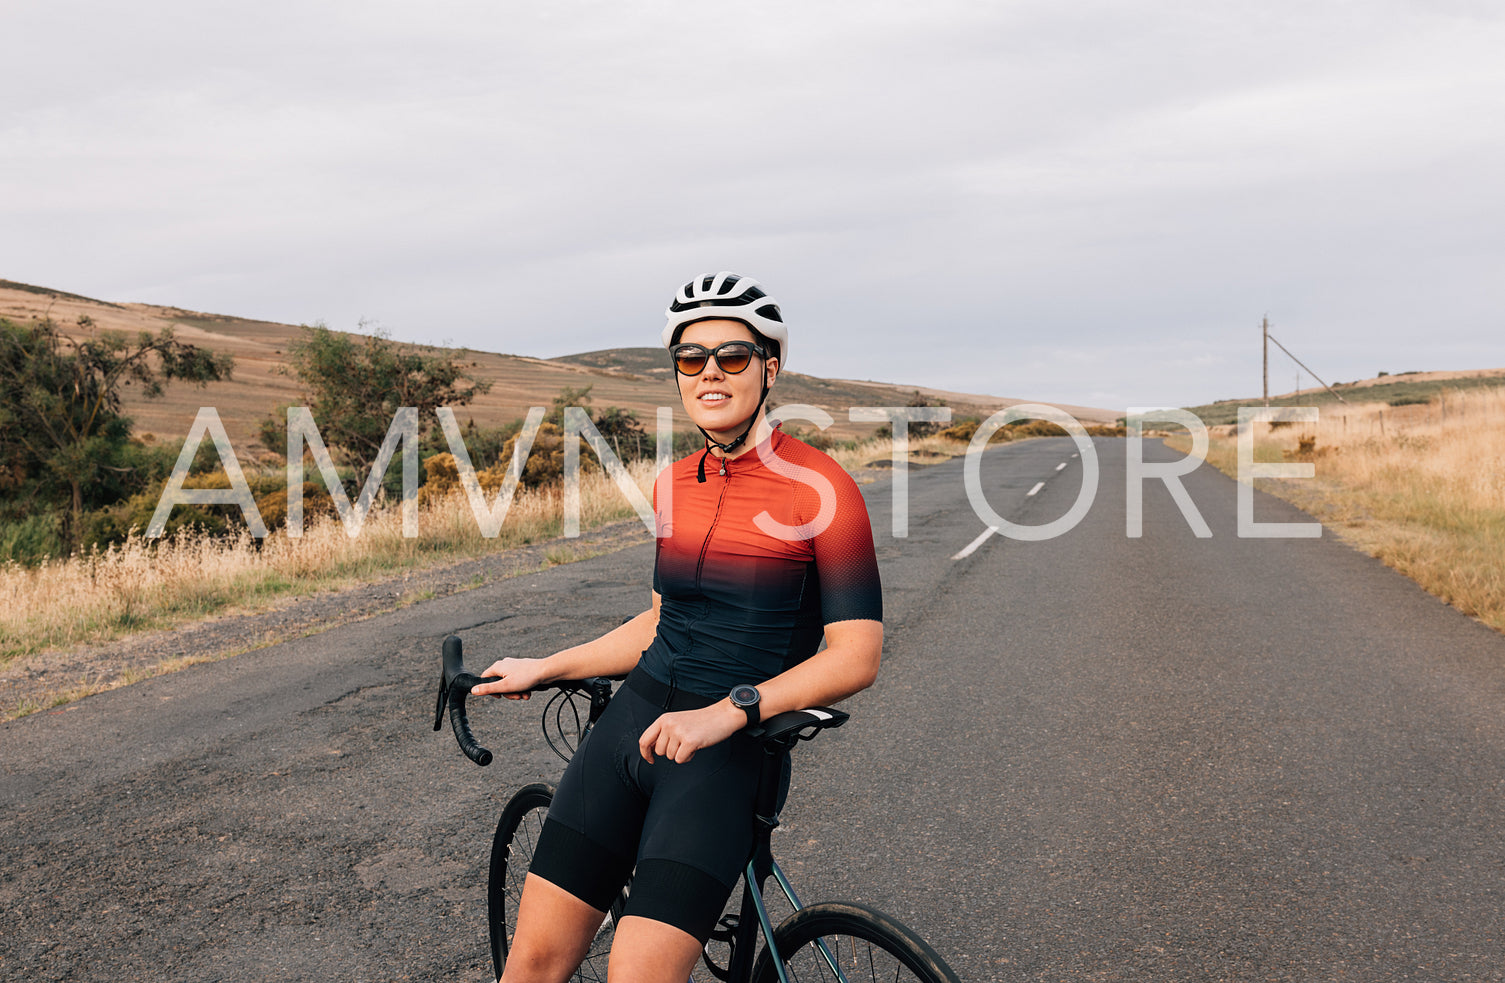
[729,683,761,728]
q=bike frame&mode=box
[722,744,848,983]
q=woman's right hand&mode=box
[471,657,553,700]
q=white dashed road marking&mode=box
[1055,462,1067,471]
[952,525,1000,560]
[1027,482,1045,497]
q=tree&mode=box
[0,316,233,546]
[272,323,493,484]
[592,405,649,460]
[904,391,948,437]
[543,385,651,460]
[872,391,950,440]
[547,385,595,430]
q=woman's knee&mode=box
[607,915,703,983]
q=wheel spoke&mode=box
[754,902,960,983]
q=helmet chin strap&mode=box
[682,368,773,483]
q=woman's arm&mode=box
[750,617,882,715]
[637,617,882,763]
[471,592,661,698]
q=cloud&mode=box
[3,0,1502,409]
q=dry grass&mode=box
[1,431,977,669]
[0,460,659,667]
[1181,387,1505,633]
[826,433,974,473]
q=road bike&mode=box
[435,634,961,983]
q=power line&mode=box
[1262,321,1348,404]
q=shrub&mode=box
[81,468,287,548]
[782,425,837,451]
[941,418,980,442]
[254,483,335,531]
[503,427,563,489]
[0,513,63,565]
[1004,419,1069,439]
[418,417,522,471]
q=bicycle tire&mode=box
[487,783,622,983]
[751,901,961,983]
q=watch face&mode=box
[731,684,759,706]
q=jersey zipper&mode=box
[694,462,732,589]
[680,462,732,686]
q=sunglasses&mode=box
[670,341,767,376]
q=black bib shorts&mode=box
[529,668,783,942]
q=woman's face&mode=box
[674,318,779,442]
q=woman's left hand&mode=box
[639,701,746,764]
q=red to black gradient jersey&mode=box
[639,429,883,699]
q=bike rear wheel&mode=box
[751,901,960,983]
[488,783,621,982]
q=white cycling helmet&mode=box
[662,271,788,367]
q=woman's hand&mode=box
[639,701,746,764]
[471,657,552,700]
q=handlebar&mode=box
[435,634,853,768]
[434,635,495,766]
[434,634,620,767]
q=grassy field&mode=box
[1184,369,1505,427]
[1173,386,1505,634]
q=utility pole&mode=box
[1262,316,1270,406]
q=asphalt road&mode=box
[3,439,1504,982]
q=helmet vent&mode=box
[664,271,789,368]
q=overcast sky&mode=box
[4,0,1501,410]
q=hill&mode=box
[1184,367,1505,427]
[1,279,1114,455]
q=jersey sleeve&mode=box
[650,462,674,596]
[797,461,883,625]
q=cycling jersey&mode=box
[639,428,884,697]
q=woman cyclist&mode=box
[471,271,884,983]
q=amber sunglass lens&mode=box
[714,346,751,373]
[675,352,708,374]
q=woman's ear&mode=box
[765,355,779,388]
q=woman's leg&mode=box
[607,915,704,983]
[498,873,608,983]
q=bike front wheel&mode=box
[488,783,619,983]
[752,901,961,983]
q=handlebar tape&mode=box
[446,671,493,766]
